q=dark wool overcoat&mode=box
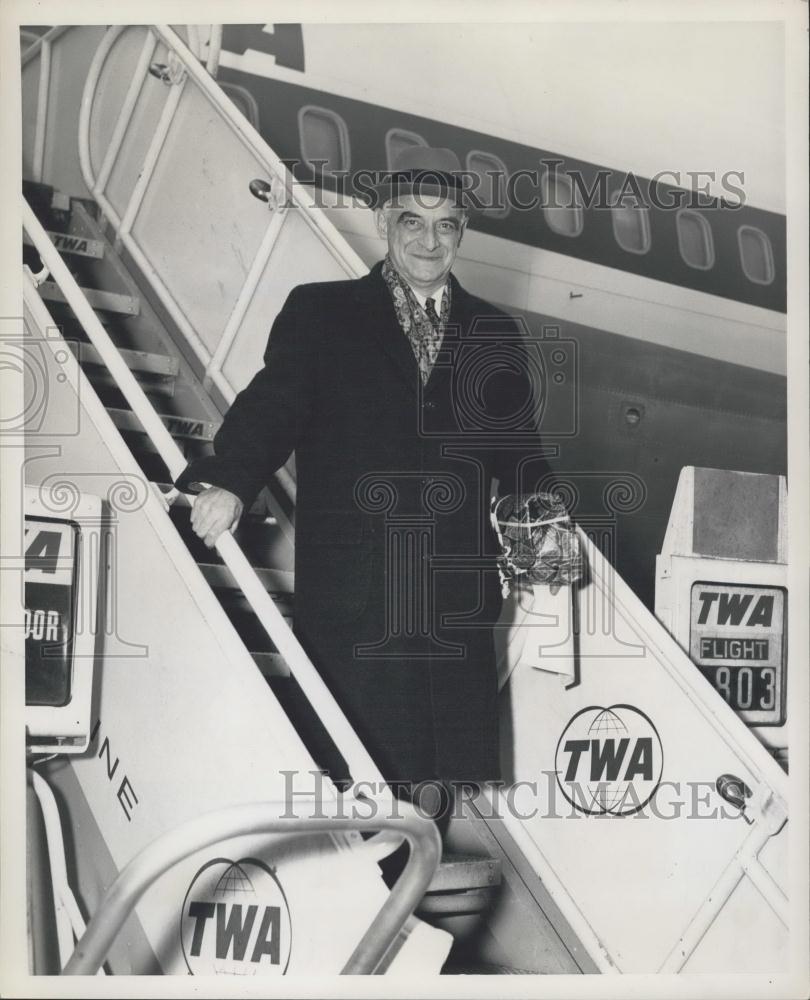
[177,261,547,784]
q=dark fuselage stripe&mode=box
[217,65,787,315]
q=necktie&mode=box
[381,256,452,384]
[424,296,440,332]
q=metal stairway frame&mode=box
[21,243,445,975]
[23,199,385,791]
[26,170,512,968]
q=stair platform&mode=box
[38,280,139,316]
[106,407,219,442]
[24,227,105,259]
[428,853,501,893]
[416,853,502,917]
[68,341,179,377]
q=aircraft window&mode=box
[385,128,428,169]
[676,209,715,270]
[219,83,260,131]
[737,225,775,285]
[541,169,583,237]
[298,106,350,175]
[611,200,651,254]
[466,151,510,218]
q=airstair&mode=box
[16,24,791,979]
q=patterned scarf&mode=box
[381,255,452,385]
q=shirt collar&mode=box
[408,283,447,310]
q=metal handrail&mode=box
[156,25,365,278]
[75,23,367,333]
[91,30,159,202]
[29,770,107,973]
[61,798,442,974]
[72,25,366,503]
[76,28,211,373]
[23,200,386,792]
[29,770,77,969]
[31,35,51,183]
[74,24,367,497]
[204,25,223,77]
[185,24,202,61]
[20,26,70,69]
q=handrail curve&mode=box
[61,798,442,975]
[72,23,367,508]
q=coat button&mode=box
[423,400,437,411]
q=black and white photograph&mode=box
[1,1,808,995]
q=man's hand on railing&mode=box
[190,486,244,548]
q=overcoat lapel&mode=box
[352,263,474,398]
[352,262,420,396]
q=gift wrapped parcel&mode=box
[491,492,584,685]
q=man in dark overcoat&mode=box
[176,148,547,807]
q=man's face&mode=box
[374,193,466,293]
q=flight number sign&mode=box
[690,582,785,726]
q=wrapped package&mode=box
[491,492,584,687]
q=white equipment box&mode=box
[25,483,102,754]
[655,467,788,766]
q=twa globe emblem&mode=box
[181,858,292,975]
[554,704,664,816]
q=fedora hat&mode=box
[368,146,475,212]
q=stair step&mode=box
[83,368,177,399]
[198,562,294,595]
[107,407,219,442]
[442,961,534,975]
[417,887,494,916]
[415,854,501,917]
[223,590,294,616]
[24,228,105,259]
[122,433,179,457]
[428,853,501,893]
[72,339,179,399]
[250,651,290,678]
[38,280,139,316]
[68,341,179,377]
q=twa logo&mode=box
[181,858,292,975]
[694,588,775,627]
[555,705,664,816]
